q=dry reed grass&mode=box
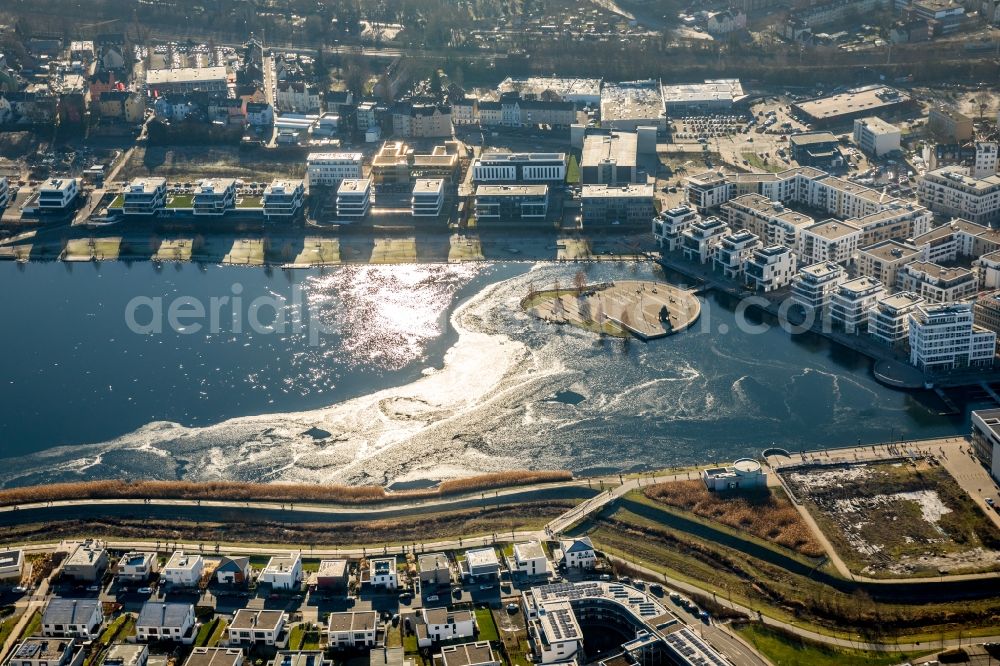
[644,480,824,557]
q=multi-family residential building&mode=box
[830,277,885,334]
[327,612,377,648]
[527,600,582,664]
[974,141,999,179]
[852,117,901,157]
[580,184,656,226]
[909,218,1000,264]
[928,106,974,142]
[315,560,348,591]
[121,178,167,216]
[474,185,548,223]
[418,609,475,647]
[184,648,243,666]
[856,240,921,288]
[511,542,549,578]
[259,554,302,591]
[465,549,501,579]
[652,205,698,251]
[418,553,452,591]
[62,541,108,582]
[305,153,364,188]
[275,82,321,114]
[411,179,445,217]
[713,230,761,280]
[559,538,595,569]
[192,179,237,216]
[869,292,924,348]
[918,167,1000,226]
[745,246,796,292]
[116,552,155,582]
[42,599,103,638]
[451,96,478,125]
[262,180,305,221]
[981,251,1000,289]
[37,178,80,211]
[6,637,85,666]
[897,262,977,303]
[974,290,1000,336]
[909,302,996,372]
[369,557,397,590]
[135,602,196,644]
[336,179,373,219]
[162,552,203,587]
[791,262,846,320]
[472,153,566,183]
[246,103,274,127]
[797,219,861,266]
[228,610,286,646]
[681,216,730,264]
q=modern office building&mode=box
[411,179,445,217]
[474,185,549,223]
[970,408,1000,482]
[580,183,655,226]
[306,153,364,188]
[471,153,566,183]
[580,132,638,185]
[852,117,901,157]
[909,302,996,373]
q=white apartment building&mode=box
[856,240,921,288]
[652,205,698,251]
[135,602,196,644]
[419,608,476,646]
[306,152,364,188]
[797,219,861,266]
[116,552,155,582]
[38,178,80,210]
[713,230,761,279]
[897,262,977,303]
[162,551,204,587]
[192,179,237,216]
[228,610,286,646]
[336,179,372,219]
[918,167,1000,226]
[745,246,796,292]
[369,557,397,589]
[974,141,999,179]
[262,180,305,221]
[852,117,901,157]
[42,599,103,639]
[512,542,549,578]
[411,179,444,217]
[122,178,167,216]
[909,302,996,373]
[681,216,730,264]
[791,262,846,320]
[830,277,885,334]
[327,612,377,648]
[910,218,999,264]
[258,553,302,591]
[529,601,581,664]
[869,292,923,348]
[471,153,566,183]
[981,251,1000,289]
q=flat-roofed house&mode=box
[512,542,549,578]
[183,648,244,666]
[103,644,148,666]
[417,553,451,591]
[0,549,24,583]
[162,551,203,587]
[369,557,397,590]
[315,560,348,591]
[267,652,331,666]
[116,552,155,582]
[439,642,500,666]
[259,554,302,591]
[464,549,500,579]
[418,608,475,647]
[6,637,85,666]
[42,598,103,638]
[63,541,107,582]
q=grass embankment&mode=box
[0,502,574,548]
[0,612,23,649]
[784,462,1000,577]
[580,503,1000,643]
[643,480,824,557]
[0,470,574,508]
[735,623,928,666]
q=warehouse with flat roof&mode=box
[792,85,913,128]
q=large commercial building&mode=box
[600,81,666,131]
[370,141,460,186]
[580,184,655,226]
[660,79,746,116]
[970,408,1000,483]
[471,153,566,184]
[474,185,549,223]
[909,302,996,373]
[306,153,364,188]
[145,67,228,95]
[789,132,843,169]
[917,167,1000,226]
[853,117,901,157]
[580,132,638,185]
[791,86,912,128]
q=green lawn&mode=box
[735,623,927,666]
[402,633,419,654]
[566,154,580,184]
[166,194,194,209]
[236,195,262,209]
[207,618,228,647]
[108,195,124,209]
[98,614,135,644]
[0,612,23,649]
[22,610,41,638]
[475,608,499,642]
[194,618,219,647]
[289,624,323,650]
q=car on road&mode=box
[12,586,28,594]
[986,497,994,506]
[87,585,101,592]
[426,595,439,602]
[138,587,154,594]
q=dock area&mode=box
[524,279,701,340]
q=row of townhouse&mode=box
[677,215,797,291]
[453,92,577,129]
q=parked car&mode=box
[137,587,154,594]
